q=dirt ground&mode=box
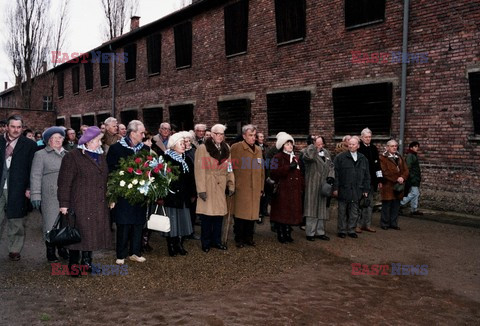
[1,208,479,325]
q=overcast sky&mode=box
[0,0,188,90]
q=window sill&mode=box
[226,51,247,59]
[346,19,385,31]
[101,85,109,88]
[148,72,160,77]
[86,88,93,92]
[73,92,79,96]
[126,78,136,83]
[58,96,64,99]
[176,65,191,70]
[468,135,480,142]
[277,37,305,47]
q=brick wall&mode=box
[26,0,480,214]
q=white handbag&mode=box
[147,206,171,232]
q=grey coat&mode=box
[30,146,67,235]
[333,151,371,202]
[301,145,334,220]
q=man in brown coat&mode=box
[379,139,409,230]
[102,117,121,154]
[230,124,264,248]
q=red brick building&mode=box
[1,0,479,214]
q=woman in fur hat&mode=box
[269,133,305,243]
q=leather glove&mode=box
[326,177,335,185]
[289,161,297,169]
[198,192,207,201]
[227,190,235,197]
[31,200,41,210]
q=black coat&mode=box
[106,142,150,225]
[358,141,383,191]
[163,154,196,209]
[333,151,371,202]
[0,135,37,218]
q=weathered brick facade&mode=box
[1,0,479,214]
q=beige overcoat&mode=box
[230,141,265,220]
[194,143,235,216]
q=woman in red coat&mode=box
[270,133,305,243]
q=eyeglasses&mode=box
[212,132,224,136]
[160,127,171,131]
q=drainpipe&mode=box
[399,0,410,154]
[109,44,116,118]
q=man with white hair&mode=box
[333,136,371,239]
[102,117,121,154]
[230,124,264,248]
[193,124,207,146]
[356,128,383,233]
[153,122,171,154]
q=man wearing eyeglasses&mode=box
[153,122,171,154]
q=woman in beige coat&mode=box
[195,124,235,252]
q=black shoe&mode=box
[202,246,210,253]
[235,241,245,248]
[166,238,177,257]
[81,251,93,273]
[176,237,188,256]
[381,226,389,230]
[337,233,346,238]
[306,236,315,241]
[245,240,256,247]
[256,217,263,224]
[390,226,401,230]
[316,235,330,241]
[57,247,69,260]
[46,241,59,263]
[348,233,358,239]
[213,243,228,250]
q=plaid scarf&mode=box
[119,136,144,153]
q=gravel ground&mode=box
[1,207,479,325]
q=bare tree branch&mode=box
[101,0,139,41]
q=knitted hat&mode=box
[167,132,185,149]
[42,127,65,144]
[78,126,102,145]
[276,132,294,150]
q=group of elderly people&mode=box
[26,118,409,277]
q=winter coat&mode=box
[106,142,149,225]
[163,154,196,209]
[57,149,112,251]
[379,151,409,201]
[405,150,421,187]
[301,145,334,220]
[333,151,371,202]
[270,152,304,225]
[230,141,265,220]
[194,140,235,216]
[0,135,37,219]
[30,146,67,234]
[358,141,384,191]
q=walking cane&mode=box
[222,196,233,246]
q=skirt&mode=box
[162,204,193,237]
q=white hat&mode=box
[167,132,185,149]
[276,132,294,150]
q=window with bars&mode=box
[120,110,138,126]
[345,0,386,29]
[174,21,192,69]
[72,66,80,94]
[124,44,137,80]
[96,113,110,126]
[143,108,163,134]
[468,72,480,135]
[332,82,392,136]
[100,61,109,87]
[169,104,194,131]
[82,115,95,126]
[267,91,310,135]
[43,96,53,111]
[57,72,64,98]
[84,60,93,91]
[274,0,306,44]
[217,99,251,137]
[224,0,249,56]
[147,34,162,75]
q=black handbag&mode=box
[45,210,81,246]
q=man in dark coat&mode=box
[356,128,383,233]
[0,115,37,261]
[333,136,370,239]
[107,120,149,264]
[401,141,422,215]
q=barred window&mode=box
[274,0,306,44]
[147,34,162,75]
[100,61,109,87]
[57,72,64,98]
[217,99,251,137]
[124,43,137,80]
[468,72,480,135]
[143,108,163,134]
[345,0,386,30]
[267,91,310,135]
[84,60,93,91]
[72,66,80,94]
[174,21,192,69]
[224,0,249,56]
[169,104,194,131]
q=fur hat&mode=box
[276,132,294,150]
[167,132,185,149]
[78,126,102,145]
[42,127,65,144]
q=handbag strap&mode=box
[147,205,167,221]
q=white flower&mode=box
[127,183,133,189]
[139,180,145,186]
[119,171,125,176]
[132,179,138,185]
[149,177,155,182]
[119,180,126,187]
